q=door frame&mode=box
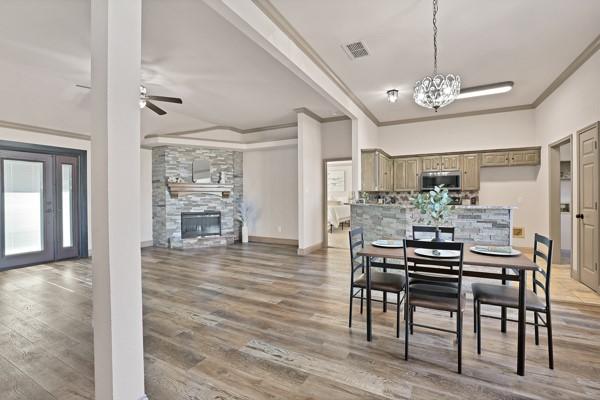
[323,157,352,248]
[0,140,88,268]
[548,134,574,276]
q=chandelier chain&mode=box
[433,0,438,74]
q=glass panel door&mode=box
[0,151,54,269]
[55,156,79,260]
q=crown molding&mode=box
[295,107,350,124]
[378,104,534,126]
[0,120,90,141]
[532,33,600,107]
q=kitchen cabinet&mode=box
[442,155,462,171]
[361,150,393,191]
[394,157,420,191]
[462,153,480,190]
[422,156,441,172]
[481,151,510,167]
[509,149,540,166]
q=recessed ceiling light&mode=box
[457,81,514,100]
[387,89,399,103]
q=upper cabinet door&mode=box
[509,150,540,166]
[481,151,510,167]
[422,156,441,172]
[361,152,377,191]
[405,158,421,191]
[393,158,406,191]
[378,153,393,191]
[462,153,480,191]
[441,155,462,171]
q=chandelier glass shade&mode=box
[413,0,460,111]
[413,73,461,110]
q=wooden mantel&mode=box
[167,182,233,198]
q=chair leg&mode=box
[473,298,477,333]
[396,292,401,338]
[404,300,410,360]
[547,309,554,369]
[410,306,414,335]
[534,311,540,346]
[457,310,463,374]
[476,300,482,355]
[348,286,354,328]
[383,291,387,312]
[360,288,364,314]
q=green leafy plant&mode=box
[410,185,455,228]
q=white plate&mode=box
[372,240,403,248]
[414,248,460,258]
[470,246,521,257]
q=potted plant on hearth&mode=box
[237,201,251,243]
[410,185,455,242]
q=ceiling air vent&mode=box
[343,41,369,59]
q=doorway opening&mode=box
[549,136,573,269]
[0,141,87,270]
[323,159,352,249]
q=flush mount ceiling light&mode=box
[387,89,399,103]
[413,0,461,112]
[456,81,514,100]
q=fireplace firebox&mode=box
[181,212,221,238]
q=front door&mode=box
[0,151,55,268]
[578,123,599,291]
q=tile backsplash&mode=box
[359,190,479,206]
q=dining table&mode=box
[357,243,539,376]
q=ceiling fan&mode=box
[75,84,183,115]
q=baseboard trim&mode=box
[297,242,323,256]
[141,240,154,248]
[248,235,298,247]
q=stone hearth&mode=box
[152,146,243,249]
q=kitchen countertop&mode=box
[349,203,516,210]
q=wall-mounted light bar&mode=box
[457,81,514,100]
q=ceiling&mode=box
[270,0,600,122]
[0,0,341,137]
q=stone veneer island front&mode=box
[351,204,515,245]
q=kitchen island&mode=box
[351,203,514,245]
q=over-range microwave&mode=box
[420,171,462,191]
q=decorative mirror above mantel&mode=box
[192,158,211,183]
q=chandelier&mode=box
[413,0,460,111]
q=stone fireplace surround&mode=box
[152,146,243,249]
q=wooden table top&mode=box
[358,244,539,271]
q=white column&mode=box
[91,1,146,399]
[297,111,323,255]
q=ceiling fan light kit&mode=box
[413,0,461,111]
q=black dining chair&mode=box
[412,225,457,317]
[402,239,466,373]
[348,227,406,337]
[472,233,554,369]
[412,225,455,242]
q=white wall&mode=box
[243,145,298,240]
[534,49,600,273]
[377,110,538,246]
[0,127,154,249]
[322,119,352,159]
[297,112,323,250]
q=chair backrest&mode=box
[532,233,553,307]
[402,239,465,305]
[412,225,455,241]
[348,227,365,276]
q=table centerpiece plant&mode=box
[410,184,455,242]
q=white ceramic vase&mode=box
[241,225,249,243]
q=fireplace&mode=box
[181,212,221,238]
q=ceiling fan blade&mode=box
[145,101,167,115]
[147,95,182,104]
[75,84,91,89]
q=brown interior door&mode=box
[55,155,80,260]
[578,123,599,291]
